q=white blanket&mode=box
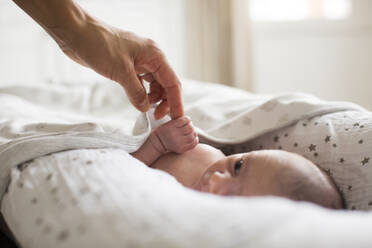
[2,148,372,248]
[0,79,365,199]
[1,79,372,247]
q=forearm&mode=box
[131,132,167,166]
[13,0,83,28]
[12,0,90,47]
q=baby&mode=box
[131,116,344,209]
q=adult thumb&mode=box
[120,68,150,112]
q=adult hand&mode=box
[13,0,184,120]
[60,24,184,120]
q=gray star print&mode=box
[308,144,316,152]
[361,157,370,166]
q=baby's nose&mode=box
[208,171,230,195]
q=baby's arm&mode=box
[131,116,198,166]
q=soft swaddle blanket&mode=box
[1,79,372,247]
[0,79,365,200]
[2,147,372,248]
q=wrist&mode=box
[131,131,167,167]
[149,130,167,155]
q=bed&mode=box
[0,79,372,248]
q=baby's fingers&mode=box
[154,100,170,120]
[172,116,191,128]
[182,134,199,152]
[176,131,198,153]
[179,123,195,135]
[183,132,197,143]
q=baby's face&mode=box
[193,149,319,198]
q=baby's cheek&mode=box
[229,182,244,196]
[236,180,258,197]
[212,181,237,196]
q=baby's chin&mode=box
[152,144,225,188]
[186,144,226,188]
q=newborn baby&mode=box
[131,116,343,209]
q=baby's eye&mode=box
[234,159,243,176]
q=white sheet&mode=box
[1,79,372,247]
[2,148,372,248]
[0,79,364,199]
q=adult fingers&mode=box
[154,64,184,119]
[141,73,155,83]
[137,74,144,85]
[142,72,178,114]
[136,40,183,118]
[148,92,161,104]
[119,64,150,112]
[148,81,163,103]
[154,100,170,120]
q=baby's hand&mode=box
[154,116,198,154]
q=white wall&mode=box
[0,0,186,85]
[251,0,372,110]
[2,0,372,112]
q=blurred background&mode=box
[1,0,372,109]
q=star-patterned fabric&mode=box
[5,149,372,248]
[221,110,372,211]
[0,80,364,200]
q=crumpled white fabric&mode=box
[0,79,365,200]
[3,148,372,248]
[0,79,372,247]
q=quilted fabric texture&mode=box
[2,148,372,248]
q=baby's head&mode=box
[193,145,343,209]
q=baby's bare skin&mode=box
[152,144,225,188]
[131,116,198,166]
[132,117,343,209]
